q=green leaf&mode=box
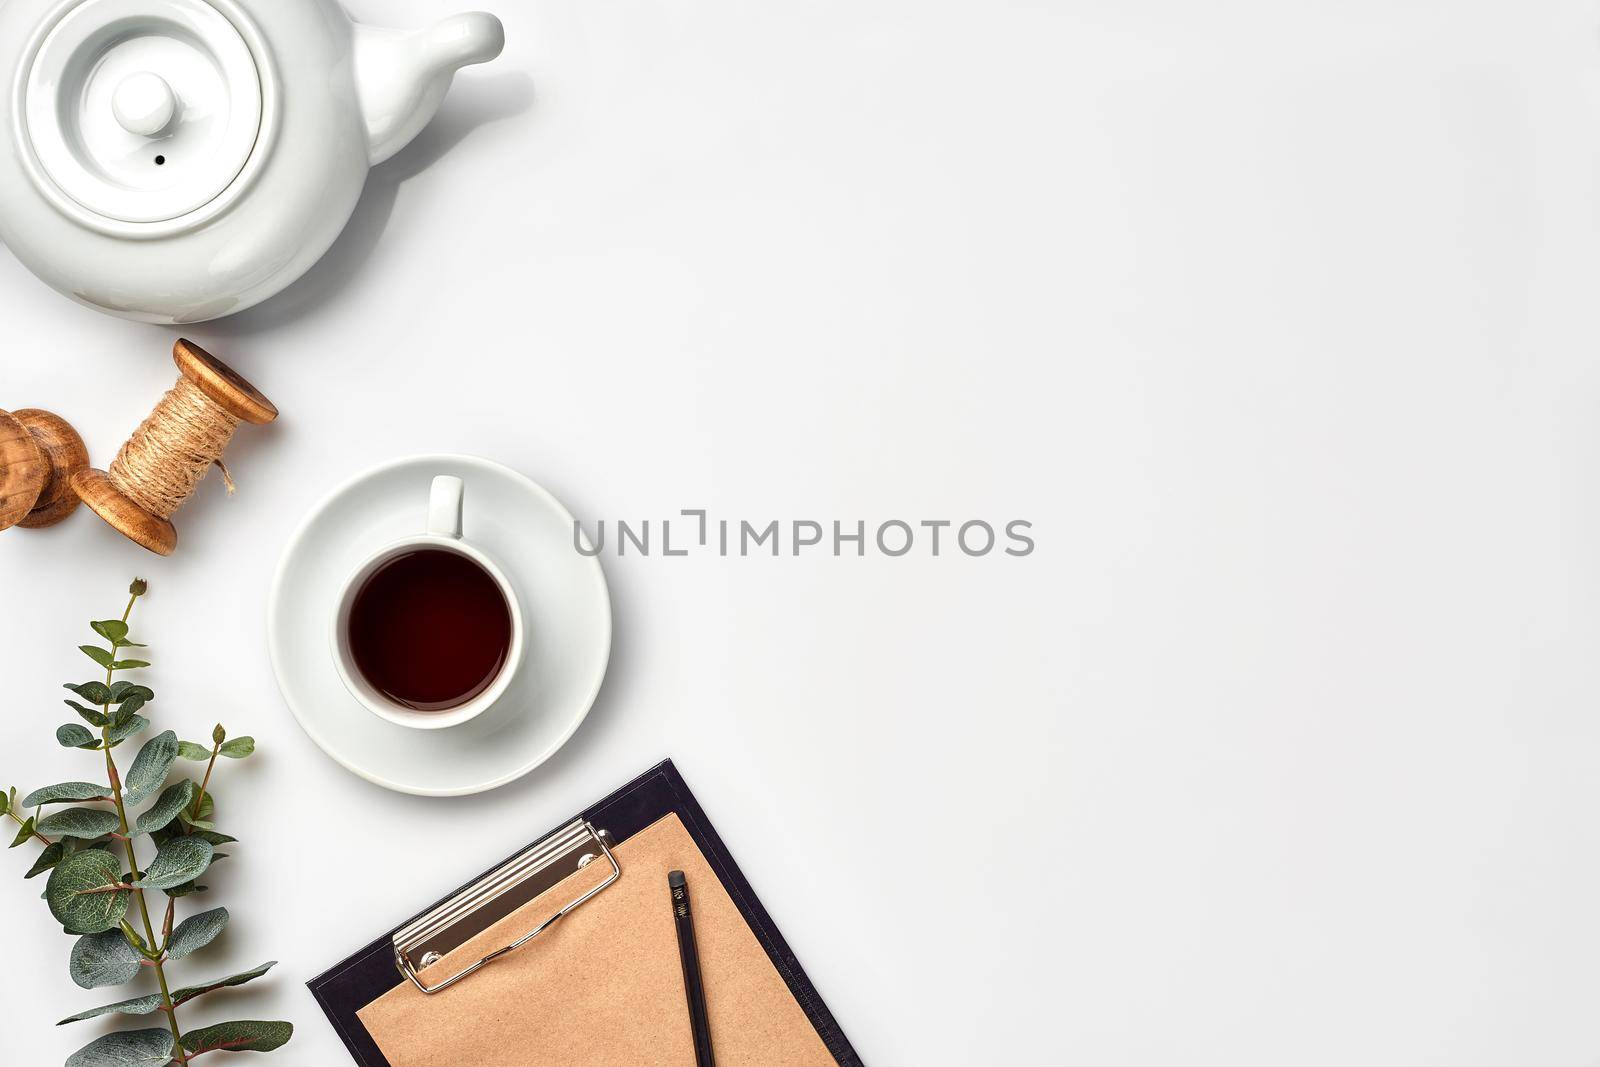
[45,850,130,934]
[110,659,151,670]
[180,790,215,830]
[10,816,36,848]
[22,782,112,807]
[70,930,143,989]
[107,716,149,745]
[64,681,114,705]
[134,780,197,836]
[213,724,227,745]
[57,723,98,749]
[218,736,255,759]
[163,880,208,897]
[25,841,65,879]
[167,906,228,960]
[58,991,164,1024]
[78,644,113,669]
[37,807,120,841]
[122,730,178,805]
[110,695,146,725]
[180,1020,293,1057]
[90,620,129,645]
[64,700,108,727]
[130,836,212,890]
[172,960,276,1006]
[190,830,237,847]
[177,741,212,761]
[0,789,8,817]
[109,682,153,704]
[66,1027,174,1067]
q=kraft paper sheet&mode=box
[357,813,834,1066]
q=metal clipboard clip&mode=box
[393,820,621,995]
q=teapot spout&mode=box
[355,13,506,166]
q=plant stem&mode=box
[99,592,190,1065]
[190,745,220,823]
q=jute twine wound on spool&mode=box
[108,375,241,520]
[73,339,277,556]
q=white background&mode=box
[3,1,1598,1063]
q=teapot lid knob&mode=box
[112,72,179,138]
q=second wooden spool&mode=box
[0,408,88,532]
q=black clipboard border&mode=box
[306,759,862,1066]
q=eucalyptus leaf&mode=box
[22,782,112,807]
[57,723,98,749]
[172,960,276,1005]
[180,1020,293,1056]
[90,620,129,645]
[108,681,152,703]
[180,790,216,830]
[122,730,178,805]
[111,659,151,670]
[177,741,211,761]
[107,716,149,745]
[111,694,146,724]
[65,1027,174,1067]
[219,736,256,759]
[130,835,212,890]
[134,780,197,836]
[37,807,120,841]
[78,644,113,669]
[10,816,36,848]
[25,841,65,879]
[57,991,164,1025]
[70,929,143,989]
[0,789,8,816]
[166,906,228,960]
[163,880,208,897]
[45,850,130,934]
[64,681,113,705]
[64,700,108,727]
[191,830,237,846]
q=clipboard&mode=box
[308,759,862,1066]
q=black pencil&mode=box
[669,870,716,1066]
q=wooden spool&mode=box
[73,339,277,556]
[0,408,89,532]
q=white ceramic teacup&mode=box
[331,475,525,730]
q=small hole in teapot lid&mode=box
[154,155,166,166]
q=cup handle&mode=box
[427,476,465,539]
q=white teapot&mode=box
[0,0,505,324]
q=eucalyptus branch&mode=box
[2,579,292,1066]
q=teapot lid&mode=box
[18,0,275,230]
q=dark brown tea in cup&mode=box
[347,548,513,711]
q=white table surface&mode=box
[3,1,1599,1063]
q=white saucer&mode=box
[267,455,611,797]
